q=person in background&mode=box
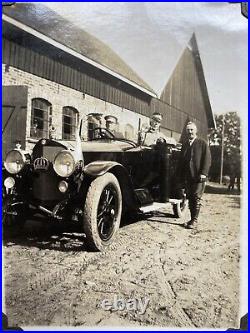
[49,124,56,140]
[227,154,241,193]
[104,115,124,139]
[177,121,211,229]
[228,162,236,191]
[140,112,176,146]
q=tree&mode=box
[209,112,241,182]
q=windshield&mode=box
[90,128,115,140]
[90,127,138,148]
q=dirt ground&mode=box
[3,183,242,330]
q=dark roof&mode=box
[3,2,156,96]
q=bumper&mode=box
[3,197,81,223]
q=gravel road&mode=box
[3,183,242,329]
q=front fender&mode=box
[83,161,121,177]
[83,161,138,211]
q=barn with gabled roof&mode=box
[2,3,215,157]
[160,34,215,141]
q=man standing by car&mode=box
[140,112,176,146]
[178,121,211,229]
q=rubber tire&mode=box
[2,206,27,237]
[2,199,27,228]
[83,173,122,251]
[173,198,188,218]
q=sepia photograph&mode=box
[2,2,248,330]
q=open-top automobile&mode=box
[3,124,187,251]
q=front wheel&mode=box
[3,199,27,236]
[83,173,122,251]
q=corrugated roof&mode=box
[3,2,156,96]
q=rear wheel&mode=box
[173,192,188,218]
[83,173,122,251]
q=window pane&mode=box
[30,98,51,138]
[62,106,78,140]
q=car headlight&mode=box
[53,150,76,177]
[4,150,26,174]
[4,177,15,189]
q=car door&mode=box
[121,145,158,188]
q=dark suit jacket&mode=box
[178,137,211,181]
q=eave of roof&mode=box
[2,4,157,98]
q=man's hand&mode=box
[156,137,166,144]
[199,174,207,182]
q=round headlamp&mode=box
[4,177,15,189]
[4,150,26,174]
[53,150,76,177]
[58,180,68,193]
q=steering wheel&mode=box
[92,127,138,149]
[94,128,115,139]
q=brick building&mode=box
[2,3,215,157]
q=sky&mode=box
[41,2,248,118]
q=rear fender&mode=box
[83,161,138,211]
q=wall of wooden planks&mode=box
[2,38,210,139]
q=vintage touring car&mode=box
[3,125,187,251]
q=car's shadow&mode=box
[121,211,186,228]
[3,219,88,252]
[3,210,185,252]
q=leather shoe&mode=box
[183,220,192,228]
[186,220,198,229]
[183,220,197,229]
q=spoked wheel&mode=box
[83,173,122,251]
[97,184,120,241]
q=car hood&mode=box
[59,140,136,153]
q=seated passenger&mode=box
[140,113,176,146]
[104,115,124,139]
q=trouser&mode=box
[185,180,206,222]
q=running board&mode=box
[139,199,182,213]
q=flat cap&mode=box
[104,115,118,124]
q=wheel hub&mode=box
[97,185,118,241]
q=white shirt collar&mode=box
[189,137,196,146]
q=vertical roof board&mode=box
[160,33,215,130]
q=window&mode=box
[30,98,51,138]
[125,124,135,140]
[62,106,78,140]
[87,113,103,140]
